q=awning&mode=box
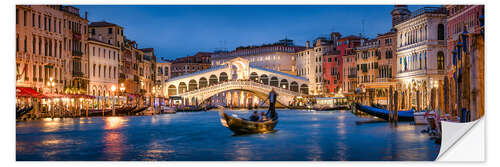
[42,93,96,99]
[16,87,42,98]
[65,94,95,99]
[128,94,140,98]
[42,93,64,99]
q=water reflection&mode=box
[104,117,126,130]
[16,110,440,161]
[103,131,125,160]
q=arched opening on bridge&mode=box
[290,82,299,92]
[168,85,177,96]
[270,76,279,87]
[178,82,187,94]
[199,77,208,89]
[300,84,309,94]
[220,72,228,82]
[280,79,289,89]
[209,75,218,86]
[250,72,259,82]
[188,79,198,91]
[260,74,269,85]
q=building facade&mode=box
[171,52,211,78]
[211,39,304,75]
[297,38,332,95]
[354,32,398,105]
[445,5,485,120]
[336,35,363,95]
[156,59,172,97]
[209,39,305,107]
[16,5,89,95]
[88,38,120,108]
[394,7,448,110]
[89,21,145,98]
[140,48,157,104]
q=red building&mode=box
[445,5,485,120]
[323,35,362,94]
[445,5,484,77]
[322,50,341,94]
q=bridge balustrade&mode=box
[177,80,305,97]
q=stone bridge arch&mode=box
[163,57,310,105]
[178,81,306,107]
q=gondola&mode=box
[355,103,414,121]
[16,106,33,118]
[115,105,137,115]
[219,111,278,134]
[175,106,204,112]
[85,108,112,116]
[130,106,147,115]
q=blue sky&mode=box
[75,5,433,59]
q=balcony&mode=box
[72,71,84,77]
[72,51,83,57]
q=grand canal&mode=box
[16,109,440,161]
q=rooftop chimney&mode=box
[306,41,310,49]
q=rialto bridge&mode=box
[163,57,310,107]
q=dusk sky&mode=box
[75,5,433,60]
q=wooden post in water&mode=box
[416,90,421,113]
[86,101,89,117]
[389,86,393,121]
[102,98,105,117]
[444,77,449,116]
[431,88,436,110]
[394,90,399,123]
[34,98,40,119]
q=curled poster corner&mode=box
[437,118,484,161]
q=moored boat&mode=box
[413,111,432,124]
[130,106,148,115]
[16,106,33,118]
[355,103,414,121]
[85,108,112,116]
[219,111,278,134]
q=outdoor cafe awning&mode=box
[17,87,96,99]
[16,87,43,98]
[42,93,95,99]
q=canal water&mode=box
[16,109,440,161]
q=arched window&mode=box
[437,51,445,70]
[199,77,208,88]
[270,77,279,87]
[438,24,445,40]
[249,72,258,82]
[188,79,198,91]
[168,85,177,96]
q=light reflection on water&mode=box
[16,110,440,161]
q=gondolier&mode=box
[266,88,278,120]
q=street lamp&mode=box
[47,77,56,117]
[119,83,125,105]
[47,77,55,93]
[111,85,117,116]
